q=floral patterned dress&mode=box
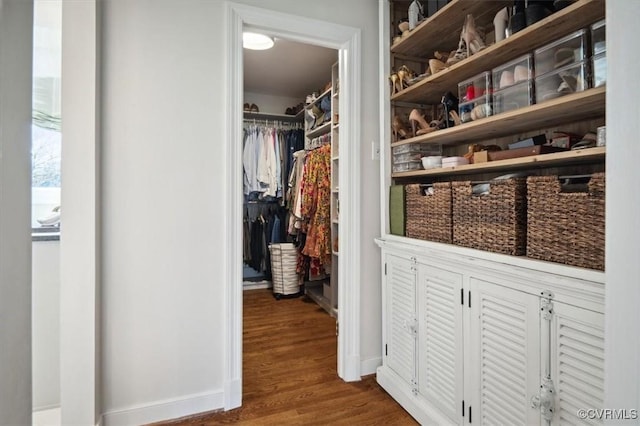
[299,144,332,273]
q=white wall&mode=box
[604,1,640,420]
[98,0,380,423]
[0,0,33,424]
[100,0,226,421]
[32,241,61,411]
[243,91,303,115]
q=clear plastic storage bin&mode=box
[458,71,492,103]
[592,52,606,87]
[535,60,589,103]
[394,149,441,163]
[493,81,534,115]
[534,29,588,76]
[492,54,533,91]
[392,143,442,155]
[591,19,606,56]
[392,161,423,173]
[458,95,492,123]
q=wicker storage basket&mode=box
[405,183,453,243]
[452,178,527,255]
[269,243,301,297]
[527,173,605,270]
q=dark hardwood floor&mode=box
[155,288,417,425]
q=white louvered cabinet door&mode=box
[551,302,604,425]
[468,278,542,425]
[385,254,417,388]
[416,263,464,424]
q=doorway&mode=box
[224,2,363,409]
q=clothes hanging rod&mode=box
[243,111,303,123]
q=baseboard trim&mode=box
[101,390,224,426]
[224,378,242,410]
[360,356,382,376]
[33,404,61,413]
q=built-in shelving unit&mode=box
[329,61,339,315]
[306,121,332,139]
[379,1,607,424]
[393,146,605,178]
[388,0,606,179]
[391,0,605,104]
[392,86,605,149]
[302,61,339,317]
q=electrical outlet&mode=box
[371,141,380,160]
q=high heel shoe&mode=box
[409,109,436,136]
[429,59,447,75]
[389,73,400,95]
[441,92,459,128]
[446,38,468,66]
[392,116,410,141]
[397,65,416,89]
[463,14,486,57]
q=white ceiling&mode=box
[243,37,338,99]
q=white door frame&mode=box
[224,1,362,409]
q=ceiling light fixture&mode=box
[243,32,275,50]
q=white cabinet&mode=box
[468,278,541,425]
[551,301,604,425]
[385,254,417,387]
[377,239,605,425]
[417,263,463,422]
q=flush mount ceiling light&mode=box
[243,32,275,50]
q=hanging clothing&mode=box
[243,125,304,201]
[243,128,259,195]
[300,144,332,269]
[287,150,307,235]
[242,121,303,281]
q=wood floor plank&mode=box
[152,289,417,425]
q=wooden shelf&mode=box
[391,0,605,104]
[391,86,605,148]
[392,147,605,178]
[391,0,511,58]
[306,121,332,139]
[305,87,332,109]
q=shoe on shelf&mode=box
[514,64,530,83]
[250,103,259,113]
[554,48,576,68]
[463,14,486,56]
[305,92,318,104]
[244,103,250,112]
[446,39,468,66]
[429,59,447,75]
[397,65,416,91]
[392,116,410,141]
[409,109,437,136]
[499,70,515,88]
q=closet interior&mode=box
[242,34,340,316]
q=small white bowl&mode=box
[421,155,443,169]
